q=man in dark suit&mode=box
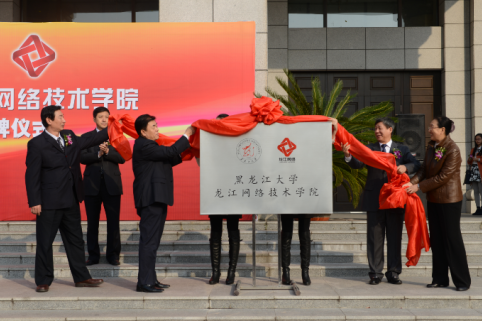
[342,117,421,285]
[81,107,125,266]
[25,105,120,292]
[132,114,194,292]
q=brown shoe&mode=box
[75,279,104,287]
[36,285,49,292]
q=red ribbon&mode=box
[108,96,430,266]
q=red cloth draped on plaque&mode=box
[108,96,430,266]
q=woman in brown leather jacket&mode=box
[404,116,471,291]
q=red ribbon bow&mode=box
[250,96,284,125]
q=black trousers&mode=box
[137,202,167,286]
[367,209,404,279]
[281,215,311,235]
[427,201,471,288]
[209,216,240,233]
[35,200,91,286]
[85,178,121,262]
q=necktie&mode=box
[381,144,387,153]
[57,137,64,152]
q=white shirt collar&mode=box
[96,127,101,132]
[45,129,61,140]
[379,140,392,149]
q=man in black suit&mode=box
[132,114,194,292]
[81,107,125,266]
[342,117,421,285]
[25,105,120,292]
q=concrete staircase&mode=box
[1,218,482,320]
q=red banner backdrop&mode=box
[0,22,255,221]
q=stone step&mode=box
[0,277,481,312]
[1,262,482,279]
[3,240,482,253]
[0,308,480,320]
[2,250,482,265]
[1,220,481,232]
[2,229,482,242]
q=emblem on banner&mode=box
[12,35,56,78]
[236,138,262,164]
[278,138,297,157]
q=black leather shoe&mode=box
[155,280,170,289]
[85,259,99,266]
[108,260,120,266]
[456,286,470,291]
[136,284,164,292]
[426,283,449,288]
[387,277,402,285]
[369,277,381,285]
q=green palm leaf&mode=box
[260,69,395,208]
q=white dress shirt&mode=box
[345,140,392,162]
[45,129,64,148]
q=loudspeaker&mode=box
[396,114,425,160]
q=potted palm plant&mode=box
[256,69,397,219]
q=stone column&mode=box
[468,0,482,211]
[267,0,288,96]
[0,0,20,22]
[441,0,472,213]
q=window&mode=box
[327,0,398,28]
[402,0,438,27]
[289,0,324,28]
[288,0,439,28]
[21,0,159,23]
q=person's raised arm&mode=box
[78,128,109,151]
[142,138,189,161]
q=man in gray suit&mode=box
[342,118,421,285]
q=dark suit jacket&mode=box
[25,128,109,210]
[80,129,125,196]
[347,142,421,212]
[132,136,190,208]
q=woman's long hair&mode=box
[474,133,482,156]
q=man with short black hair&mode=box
[342,117,421,285]
[81,107,125,266]
[25,105,120,292]
[133,114,195,292]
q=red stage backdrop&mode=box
[0,22,255,221]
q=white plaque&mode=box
[200,122,333,215]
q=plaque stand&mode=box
[233,214,300,296]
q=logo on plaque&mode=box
[236,138,262,164]
[277,138,297,157]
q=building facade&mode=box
[1,0,480,212]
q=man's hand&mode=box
[100,142,109,155]
[184,126,196,137]
[341,143,351,157]
[403,182,419,194]
[30,205,42,216]
[397,165,407,174]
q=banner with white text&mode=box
[0,22,255,221]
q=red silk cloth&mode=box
[108,96,430,266]
[107,114,193,161]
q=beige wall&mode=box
[440,0,472,213]
[159,0,268,96]
[467,0,482,212]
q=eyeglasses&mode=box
[428,126,440,130]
